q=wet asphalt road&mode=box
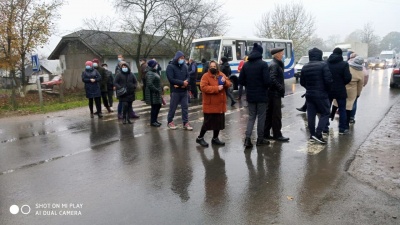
[1,68,399,225]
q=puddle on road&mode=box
[297,140,327,155]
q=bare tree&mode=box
[255,2,315,60]
[345,30,362,43]
[82,16,120,32]
[325,35,341,51]
[163,0,229,54]
[379,31,400,52]
[115,0,172,80]
[360,22,381,57]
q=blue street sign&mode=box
[31,54,41,72]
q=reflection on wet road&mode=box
[1,68,399,224]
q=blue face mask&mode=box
[178,59,185,65]
[93,63,98,68]
[85,66,91,70]
[122,68,128,73]
[118,58,122,62]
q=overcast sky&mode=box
[43,0,399,57]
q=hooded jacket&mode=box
[327,53,352,99]
[238,50,270,103]
[300,48,333,98]
[81,68,102,98]
[166,51,189,93]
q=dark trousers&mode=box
[189,78,198,98]
[150,104,162,123]
[265,96,283,138]
[117,102,136,118]
[101,92,110,108]
[306,96,330,137]
[327,98,348,131]
[88,97,101,114]
[225,88,235,103]
[122,101,133,119]
[142,79,146,100]
[107,90,114,107]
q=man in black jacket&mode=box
[326,47,352,135]
[264,48,289,142]
[300,48,333,144]
[239,43,270,147]
[188,58,198,99]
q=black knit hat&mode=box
[253,43,263,54]
[333,47,343,55]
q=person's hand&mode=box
[218,85,223,91]
[113,86,116,91]
[183,80,188,87]
[90,78,95,82]
[174,85,179,88]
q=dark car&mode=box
[41,75,62,89]
[390,67,400,88]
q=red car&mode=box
[41,75,62,89]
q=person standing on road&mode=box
[300,48,333,144]
[166,51,193,130]
[115,54,124,75]
[326,47,352,135]
[239,43,270,148]
[236,55,248,100]
[82,61,103,118]
[93,58,112,113]
[145,60,163,127]
[188,58,198,99]
[102,63,114,111]
[264,48,289,142]
[220,56,236,106]
[139,58,148,101]
[196,60,231,147]
[114,62,138,124]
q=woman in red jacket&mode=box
[196,60,231,147]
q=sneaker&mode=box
[167,122,177,130]
[349,118,355,124]
[196,137,209,147]
[183,123,193,131]
[339,129,349,135]
[231,101,236,107]
[311,135,326,144]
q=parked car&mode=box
[41,75,62,89]
[390,67,400,88]
[294,56,309,81]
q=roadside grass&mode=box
[0,89,147,118]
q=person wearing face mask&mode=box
[264,48,289,142]
[81,61,103,118]
[145,60,163,127]
[114,62,138,124]
[239,43,271,148]
[93,58,112,113]
[166,51,192,130]
[196,60,231,147]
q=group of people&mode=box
[299,47,367,144]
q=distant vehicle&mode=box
[379,50,397,68]
[390,67,400,88]
[294,56,309,81]
[366,57,381,70]
[189,36,295,90]
[41,75,62,89]
[335,42,368,60]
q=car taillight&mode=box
[393,68,400,74]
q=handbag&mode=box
[116,87,127,97]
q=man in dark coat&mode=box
[326,47,352,134]
[166,51,192,130]
[300,48,333,144]
[188,58,198,99]
[93,58,112,113]
[139,58,148,101]
[264,48,289,142]
[239,43,270,147]
[102,63,114,110]
[220,56,236,106]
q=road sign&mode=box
[31,54,41,72]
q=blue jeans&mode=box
[350,97,358,119]
[306,97,330,137]
[245,102,267,138]
[167,91,189,124]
